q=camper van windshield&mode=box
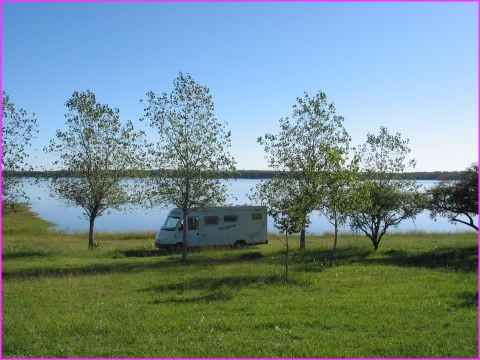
[161,216,180,230]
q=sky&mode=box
[2,2,478,172]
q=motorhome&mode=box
[155,206,268,250]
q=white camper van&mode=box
[155,206,268,250]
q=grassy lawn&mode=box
[2,206,478,358]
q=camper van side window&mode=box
[204,216,218,226]
[187,216,199,230]
[224,215,238,222]
[252,213,262,220]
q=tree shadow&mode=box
[122,249,167,257]
[3,244,476,281]
[3,250,268,280]
[2,261,163,280]
[290,245,477,273]
[117,248,264,260]
[366,246,478,272]
[145,273,297,305]
[145,273,286,293]
[150,290,233,305]
[293,247,374,272]
[454,290,478,308]
[237,251,264,260]
[2,251,50,260]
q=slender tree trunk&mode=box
[330,215,338,267]
[181,179,190,262]
[285,230,289,281]
[88,216,95,250]
[371,231,379,250]
[299,228,306,250]
[181,211,188,262]
[370,220,381,250]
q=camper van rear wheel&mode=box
[234,240,246,248]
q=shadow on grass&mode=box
[2,250,267,280]
[113,248,264,259]
[368,246,478,272]
[123,249,167,257]
[151,289,233,304]
[146,273,297,305]
[292,247,373,272]
[2,251,51,260]
[3,244,476,280]
[454,290,478,308]
[2,261,161,280]
[292,245,477,273]
[146,273,286,293]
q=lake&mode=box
[18,178,476,235]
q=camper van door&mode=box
[187,215,201,246]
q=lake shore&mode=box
[14,178,478,234]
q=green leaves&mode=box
[349,127,423,249]
[256,90,351,245]
[46,90,148,222]
[319,147,362,229]
[251,178,306,235]
[142,72,236,260]
[2,91,38,204]
[428,162,478,231]
[360,126,415,179]
[142,72,236,214]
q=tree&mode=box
[428,162,478,231]
[2,91,38,209]
[257,91,351,249]
[318,149,361,265]
[46,91,146,250]
[349,127,424,250]
[251,178,303,280]
[142,72,235,261]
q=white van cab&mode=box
[155,206,268,250]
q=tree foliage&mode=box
[349,127,424,250]
[257,91,351,249]
[250,178,304,279]
[428,162,478,231]
[46,90,147,249]
[2,91,38,207]
[319,149,362,265]
[142,72,235,261]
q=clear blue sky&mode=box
[3,2,478,171]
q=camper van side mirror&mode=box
[178,224,184,231]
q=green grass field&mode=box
[2,206,478,357]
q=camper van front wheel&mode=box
[234,240,246,248]
[174,243,183,252]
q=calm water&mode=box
[18,178,476,234]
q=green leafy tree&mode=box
[258,91,350,249]
[142,72,235,261]
[251,178,303,280]
[349,127,424,250]
[428,162,478,231]
[319,149,362,265]
[46,91,147,250]
[2,91,38,209]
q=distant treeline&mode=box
[4,170,464,180]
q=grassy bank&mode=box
[2,206,478,357]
